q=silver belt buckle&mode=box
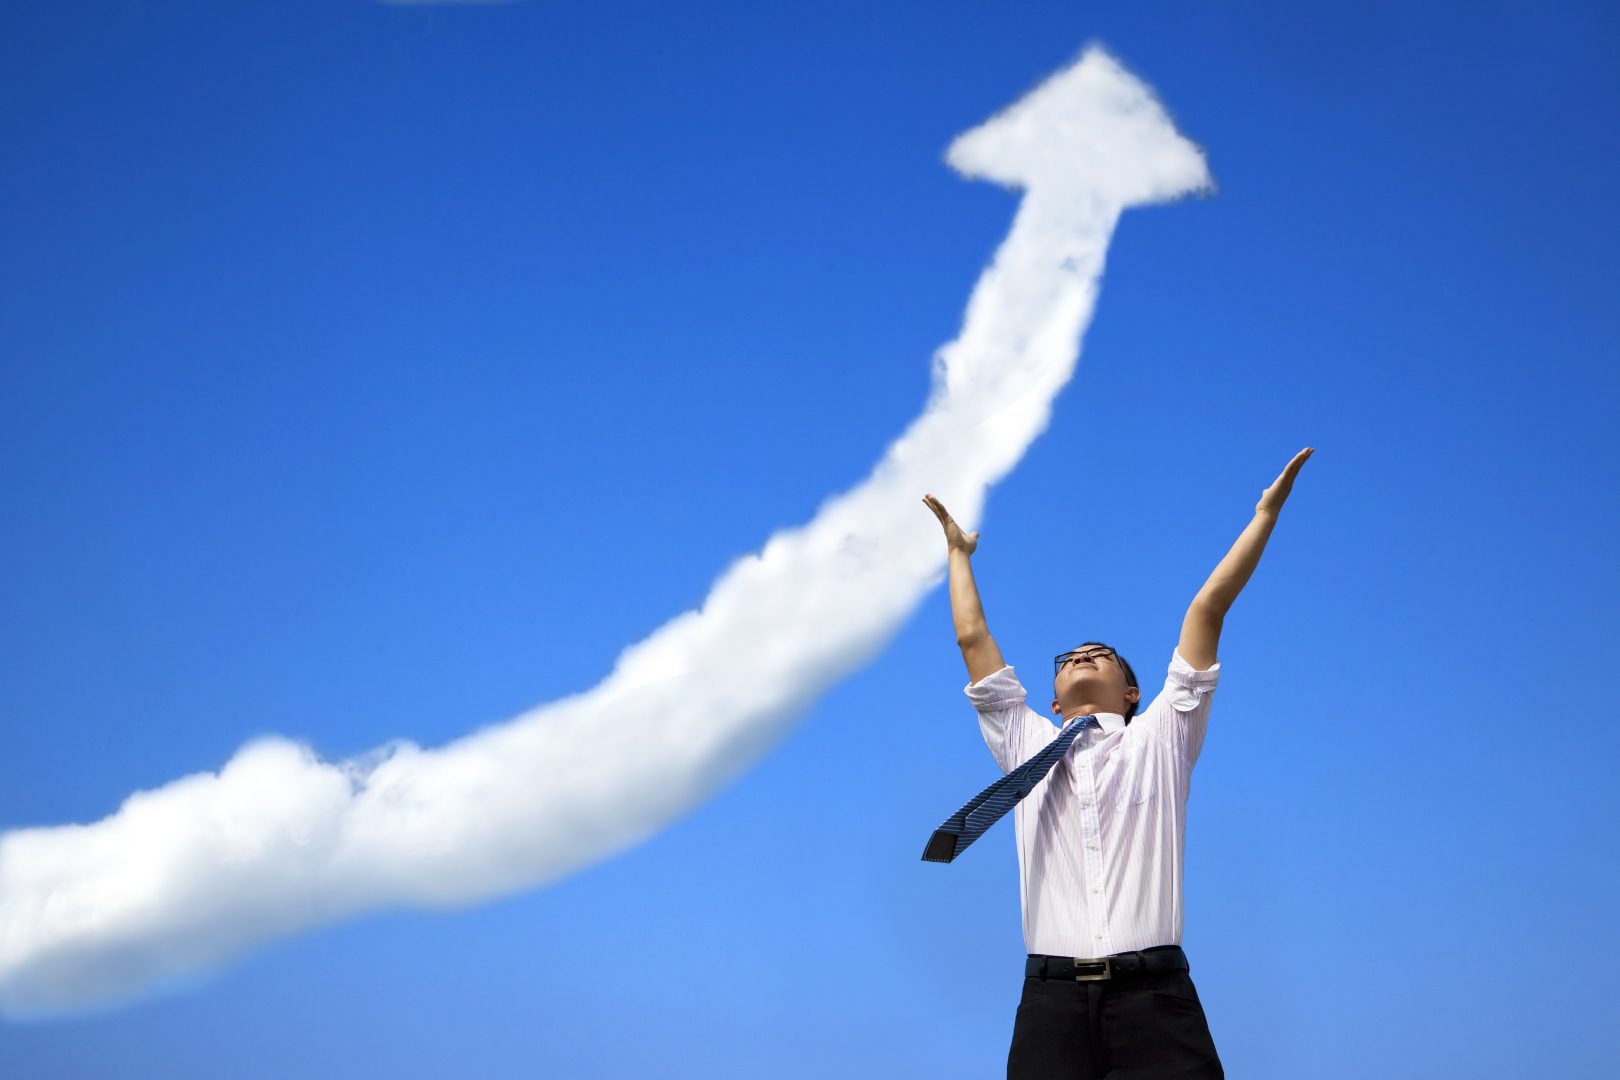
[1071,958,1111,982]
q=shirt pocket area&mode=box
[1111,745,1158,808]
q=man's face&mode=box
[1052,644,1137,714]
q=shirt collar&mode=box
[1064,711,1127,733]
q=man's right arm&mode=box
[923,495,1006,683]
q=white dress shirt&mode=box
[964,648,1221,958]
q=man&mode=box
[921,446,1312,1079]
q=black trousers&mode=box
[1007,963,1224,1079]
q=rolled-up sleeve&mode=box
[1136,648,1221,763]
[965,665,1058,774]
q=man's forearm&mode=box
[1193,509,1280,616]
[947,548,992,642]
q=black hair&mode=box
[1065,640,1141,722]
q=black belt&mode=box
[1026,945,1189,982]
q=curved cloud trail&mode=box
[0,45,1209,1019]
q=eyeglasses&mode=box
[1053,647,1120,677]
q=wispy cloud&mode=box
[0,45,1209,1019]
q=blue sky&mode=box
[3,2,1618,1077]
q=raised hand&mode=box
[922,494,978,556]
[1256,447,1314,518]
[923,493,1003,680]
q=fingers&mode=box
[1271,447,1314,488]
[923,494,974,551]
[921,493,954,527]
[1258,448,1314,514]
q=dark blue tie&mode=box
[921,713,1097,863]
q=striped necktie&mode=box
[921,713,1097,863]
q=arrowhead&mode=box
[947,45,1212,208]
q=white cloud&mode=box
[0,44,1209,1019]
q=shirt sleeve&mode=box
[1134,648,1221,763]
[965,665,1059,774]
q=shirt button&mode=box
[1091,886,1101,894]
[1087,841,1098,850]
[1095,933,1104,941]
[1082,798,1094,807]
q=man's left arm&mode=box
[1178,447,1315,669]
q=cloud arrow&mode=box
[0,44,1210,1019]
